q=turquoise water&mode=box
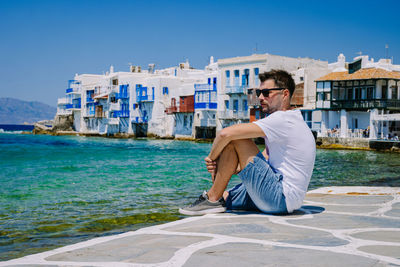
[1,133,400,260]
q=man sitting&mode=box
[179,69,316,215]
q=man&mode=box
[179,69,316,215]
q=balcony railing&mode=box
[58,97,69,105]
[195,102,217,109]
[57,109,72,116]
[199,118,217,127]
[225,85,248,95]
[218,110,248,120]
[331,99,400,110]
[316,100,331,109]
[113,110,130,118]
[165,106,178,114]
[66,88,80,94]
[194,83,216,91]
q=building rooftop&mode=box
[316,68,400,81]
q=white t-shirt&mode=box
[254,109,316,213]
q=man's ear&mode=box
[284,89,291,98]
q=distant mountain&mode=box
[0,98,57,124]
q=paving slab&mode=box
[1,186,400,267]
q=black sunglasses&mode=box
[255,88,286,97]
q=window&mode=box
[208,78,211,85]
[213,77,217,84]
[254,68,260,86]
[112,79,118,85]
[163,87,169,95]
[332,89,338,100]
[242,69,249,86]
[367,87,374,99]
[347,88,353,100]
[300,77,304,81]
[391,86,398,99]
[183,115,187,127]
[189,115,193,126]
[317,82,323,89]
[339,88,346,100]
[234,70,240,86]
[361,87,367,99]
[224,100,229,110]
[382,85,387,99]
[243,100,248,111]
[233,99,238,112]
[226,71,230,86]
[355,87,361,99]
[324,82,331,89]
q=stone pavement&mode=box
[1,186,400,267]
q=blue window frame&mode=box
[224,100,229,110]
[226,70,230,78]
[243,100,248,111]
[163,87,169,95]
[233,100,238,112]
[208,78,211,85]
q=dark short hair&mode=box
[259,69,295,97]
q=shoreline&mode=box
[24,129,400,152]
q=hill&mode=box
[0,97,57,124]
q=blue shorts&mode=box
[226,152,288,214]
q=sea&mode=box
[0,124,34,133]
[0,132,400,261]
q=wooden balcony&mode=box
[331,99,400,110]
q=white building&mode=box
[217,54,328,129]
[314,54,400,139]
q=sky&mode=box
[0,0,399,106]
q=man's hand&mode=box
[204,156,217,182]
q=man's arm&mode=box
[208,123,265,161]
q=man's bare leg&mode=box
[207,139,260,201]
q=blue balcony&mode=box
[194,102,217,109]
[226,85,248,94]
[65,103,73,109]
[135,86,154,103]
[113,110,130,118]
[66,88,73,93]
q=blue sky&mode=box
[0,0,399,106]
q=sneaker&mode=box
[179,191,226,215]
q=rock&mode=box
[52,114,74,132]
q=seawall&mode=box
[317,137,400,152]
